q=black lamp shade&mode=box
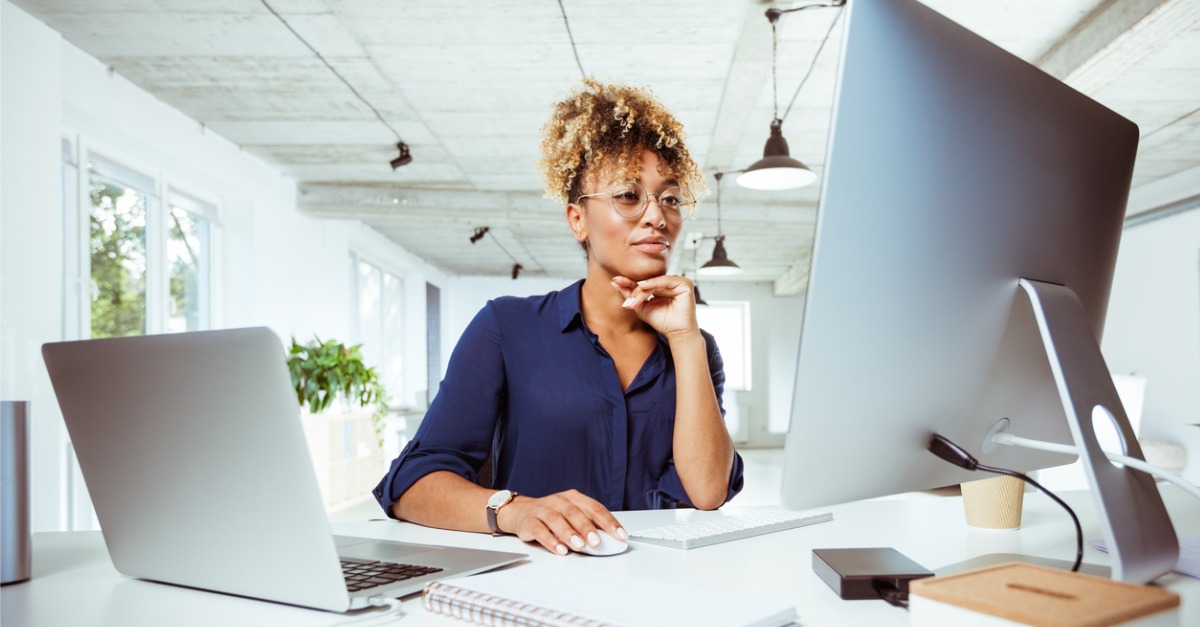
[737,120,817,190]
[699,236,742,276]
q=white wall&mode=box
[1,1,64,535]
[1103,207,1200,444]
[0,0,446,530]
[442,275,569,375]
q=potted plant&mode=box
[287,336,390,511]
[287,336,389,444]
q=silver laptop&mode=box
[43,327,525,612]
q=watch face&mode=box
[488,490,512,508]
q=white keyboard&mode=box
[628,509,833,550]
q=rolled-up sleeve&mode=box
[372,303,506,518]
[644,330,745,508]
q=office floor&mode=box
[330,447,793,522]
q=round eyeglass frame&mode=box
[575,181,697,223]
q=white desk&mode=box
[4,486,1197,626]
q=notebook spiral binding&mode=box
[422,580,613,627]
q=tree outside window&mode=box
[167,204,209,333]
[89,177,147,338]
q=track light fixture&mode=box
[467,226,527,279]
[390,142,413,170]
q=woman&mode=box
[373,79,744,556]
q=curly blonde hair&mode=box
[537,78,706,206]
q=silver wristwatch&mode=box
[486,489,518,535]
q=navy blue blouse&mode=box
[373,280,744,515]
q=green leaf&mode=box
[285,334,390,423]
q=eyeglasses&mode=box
[576,181,697,224]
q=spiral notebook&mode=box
[422,565,796,626]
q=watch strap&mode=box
[486,491,518,535]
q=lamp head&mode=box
[736,119,817,191]
[699,235,742,276]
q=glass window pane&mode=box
[358,261,383,373]
[167,204,209,332]
[352,258,405,406]
[89,175,146,338]
[382,272,404,397]
[697,301,752,391]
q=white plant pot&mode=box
[301,410,385,512]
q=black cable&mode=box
[928,434,1083,573]
[259,0,403,143]
[871,580,909,609]
[556,0,588,79]
[974,463,1084,573]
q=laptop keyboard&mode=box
[341,557,443,593]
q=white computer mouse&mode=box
[577,530,629,556]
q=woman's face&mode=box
[567,149,683,282]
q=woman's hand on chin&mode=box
[610,275,699,339]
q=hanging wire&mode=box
[470,226,530,278]
[714,172,725,235]
[259,0,403,143]
[782,9,843,122]
[489,235,521,267]
[770,20,780,121]
[766,1,847,123]
[557,0,588,79]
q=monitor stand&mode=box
[1012,278,1177,583]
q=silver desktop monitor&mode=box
[780,0,1177,583]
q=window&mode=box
[72,147,216,339]
[350,254,405,404]
[166,193,214,333]
[696,301,752,391]
[88,170,149,338]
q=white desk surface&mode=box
[4,486,1197,626]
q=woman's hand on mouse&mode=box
[496,489,628,555]
[610,275,698,340]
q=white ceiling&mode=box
[15,0,1200,293]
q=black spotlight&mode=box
[390,142,413,169]
[469,227,490,244]
[511,263,523,280]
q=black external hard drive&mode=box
[812,547,934,600]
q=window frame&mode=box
[63,133,220,341]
